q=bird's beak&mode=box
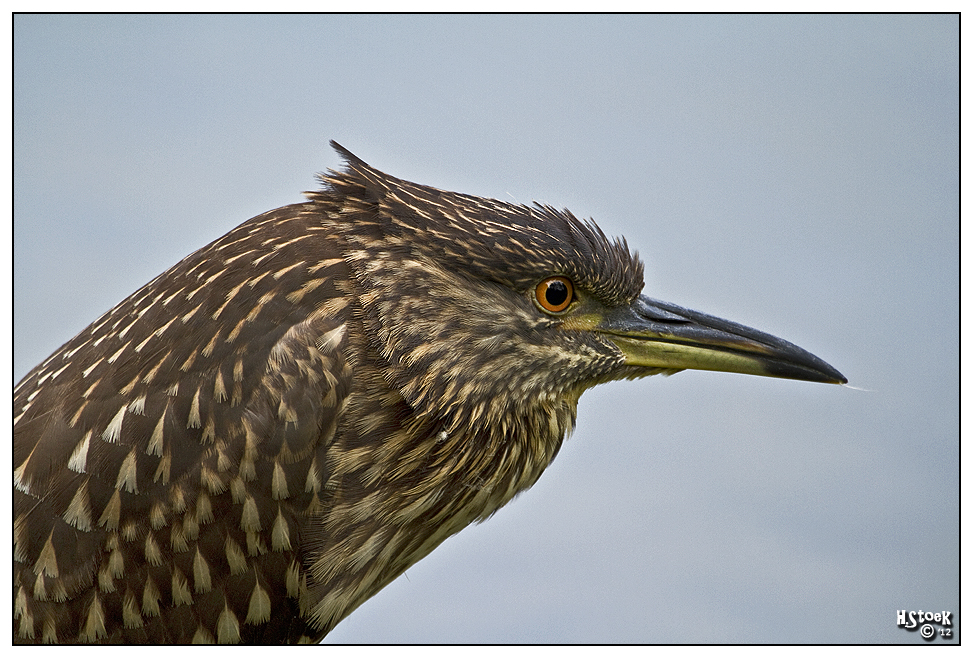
[596,295,846,384]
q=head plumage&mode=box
[313,141,644,305]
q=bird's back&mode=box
[14,202,356,643]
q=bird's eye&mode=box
[535,276,574,314]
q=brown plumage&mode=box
[13,142,845,643]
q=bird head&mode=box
[312,143,845,449]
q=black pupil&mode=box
[545,280,569,307]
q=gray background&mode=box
[14,15,957,644]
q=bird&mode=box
[13,141,846,644]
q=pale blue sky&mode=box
[14,14,958,643]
